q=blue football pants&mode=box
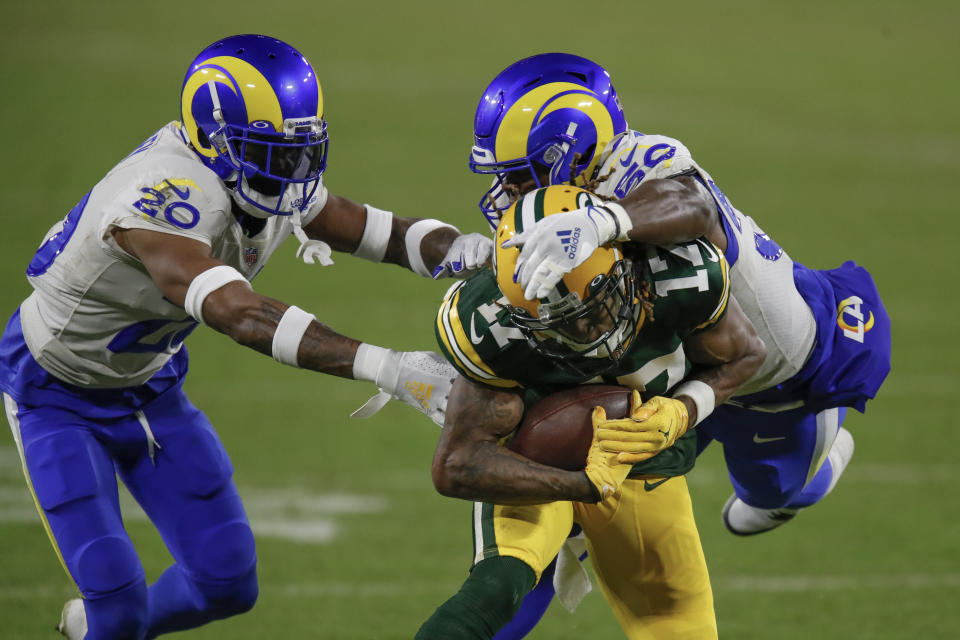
[697,404,848,509]
[5,386,258,639]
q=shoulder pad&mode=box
[592,130,698,200]
[101,139,232,242]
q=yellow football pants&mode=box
[473,476,716,640]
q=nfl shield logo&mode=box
[244,247,259,267]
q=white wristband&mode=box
[184,265,250,324]
[353,342,389,383]
[601,202,633,242]
[352,205,394,262]
[271,305,316,367]
[405,219,458,277]
[672,380,715,427]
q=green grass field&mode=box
[1,1,958,637]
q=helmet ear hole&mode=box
[195,127,211,150]
[580,144,596,164]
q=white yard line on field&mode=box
[717,573,960,592]
[0,446,387,544]
[4,572,960,601]
[267,572,960,599]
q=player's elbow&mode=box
[672,175,717,233]
[431,448,476,499]
[225,313,267,349]
[200,284,273,348]
[208,297,271,350]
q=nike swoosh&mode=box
[469,315,484,345]
[644,477,670,491]
[752,434,787,444]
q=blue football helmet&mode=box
[470,53,627,229]
[180,34,328,217]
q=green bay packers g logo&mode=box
[837,296,874,343]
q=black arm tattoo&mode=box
[210,292,359,379]
[433,378,596,504]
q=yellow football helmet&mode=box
[495,185,644,374]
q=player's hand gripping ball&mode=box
[597,391,689,463]
[507,385,633,470]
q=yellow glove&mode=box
[584,402,646,502]
[596,391,690,464]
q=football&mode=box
[507,385,632,470]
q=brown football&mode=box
[507,385,632,471]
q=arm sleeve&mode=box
[593,131,701,200]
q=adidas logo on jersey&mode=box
[405,381,434,410]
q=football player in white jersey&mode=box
[462,53,891,639]
[0,34,490,639]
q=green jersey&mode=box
[435,238,731,478]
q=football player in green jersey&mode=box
[416,185,766,640]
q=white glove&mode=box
[501,203,631,300]
[431,232,494,279]
[351,345,457,427]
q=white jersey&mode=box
[20,122,328,389]
[592,130,816,395]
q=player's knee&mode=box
[743,482,801,509]
[466,557,537,622]
[190,519,257,580]
[74,534,145,597]
[188,519,259,618]
[736,467,804,509]
[415,557,535,640]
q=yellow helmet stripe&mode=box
[695,240,731,330]
[494,82,616,163]
[314,70,324,118]
[181,55,285,157]
[436,284,520,388]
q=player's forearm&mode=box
[432,442,596,504]
[381,217,460,274]
[619,176,717,246]
[678,335,766,425]
[433,379,597,503]
[205,287,360,378]
[304,194,460,275]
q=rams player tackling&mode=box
[441,52,892,640]
[417,185,765,639]
[470,52,891,537]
